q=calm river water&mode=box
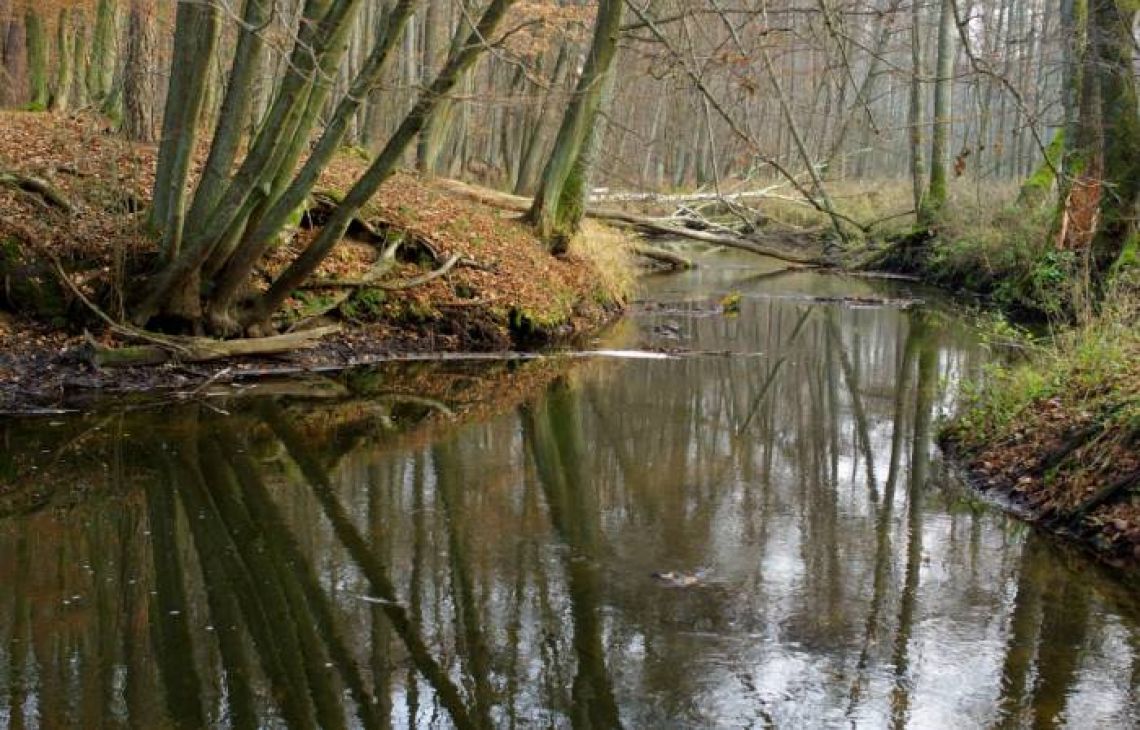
[1,254,1137,728]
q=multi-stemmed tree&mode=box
[133,0,516,335]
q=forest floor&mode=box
[0,112,635,413]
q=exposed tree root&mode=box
[0,171,74,214]
[299,237,403,288]
[80,325,341,367]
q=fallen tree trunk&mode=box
[435,179,822,266]
[595,208,820,264]
[588,185,783,205]
[80,325,341,367]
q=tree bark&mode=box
[185,0,272,225]
[1,7,26,107]
[122,0,157,142]
[47,9,74,112]
[514,43,571,196]
[21,10,46,109]
[150,0,221,264]
[415,0,448,173]
[1088,0,1139,277]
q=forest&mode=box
[0,0,1135,322]
[0,0,1138,725]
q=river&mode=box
[1,253,1137,728]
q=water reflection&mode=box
[1,264,1138,728]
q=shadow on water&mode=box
[0,257,1138,727]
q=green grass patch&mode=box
[945,291,1140,450]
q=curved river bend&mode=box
[1,253,1137,728]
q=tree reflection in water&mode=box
[1,290,1138,728]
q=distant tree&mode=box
[920,0,956,223]
[24,8,46,109]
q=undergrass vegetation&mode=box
[941,285,1140,559]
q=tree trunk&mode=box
[69,8,88,110]
[1088,0,1139,277]
[150,0,220,261]
[48,9,73,112]
[1059,0,1086,183]
[1,12,26,107]
[526,0,624,251]
[122,0,157,142]
[922,0,955,222]
[514,43,571,196]
[185,0,272,226]
[85,0,115,104]
[24,11,48,108]
[908,0,927,215]
[415,0,447,173]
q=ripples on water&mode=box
[1,255,1137,728]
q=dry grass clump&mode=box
[568,220,640,306]
[740,177,1019,236]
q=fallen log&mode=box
[80,325,341,368]
[588,184,784,205]
[435,178,822,266]
[593,207,820,264]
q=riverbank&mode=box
[0,112,635,413]
[787,179,1140,563]
[850,187,1140,563]
[941,290,1140,564]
